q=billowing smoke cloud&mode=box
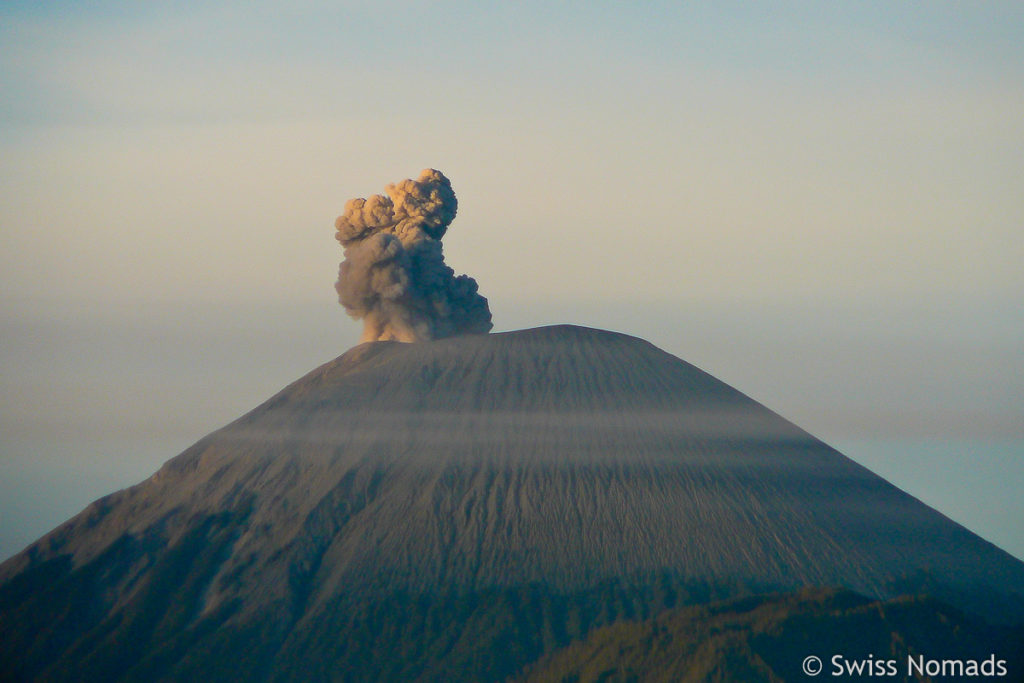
[335,169,492,342]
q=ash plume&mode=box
[334,169,492,342]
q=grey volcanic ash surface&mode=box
[1,326,1022,681]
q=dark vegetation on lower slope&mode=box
[518,587,1024,683]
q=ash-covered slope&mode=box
[1,325,1022,682]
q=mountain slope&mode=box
[1,325,1022,681]
[519,587,1024,682]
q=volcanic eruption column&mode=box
[334,169,493,342]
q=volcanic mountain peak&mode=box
[246,323,777,420]
[2,325,1022,681]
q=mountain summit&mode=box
[2,325,1022,681]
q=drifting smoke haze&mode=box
[334,169,492,342]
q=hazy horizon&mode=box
[1,2,1022,563]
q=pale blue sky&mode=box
[1,2,1022,561]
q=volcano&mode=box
[1,325,1022,681]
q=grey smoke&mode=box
[334,169,492,342]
